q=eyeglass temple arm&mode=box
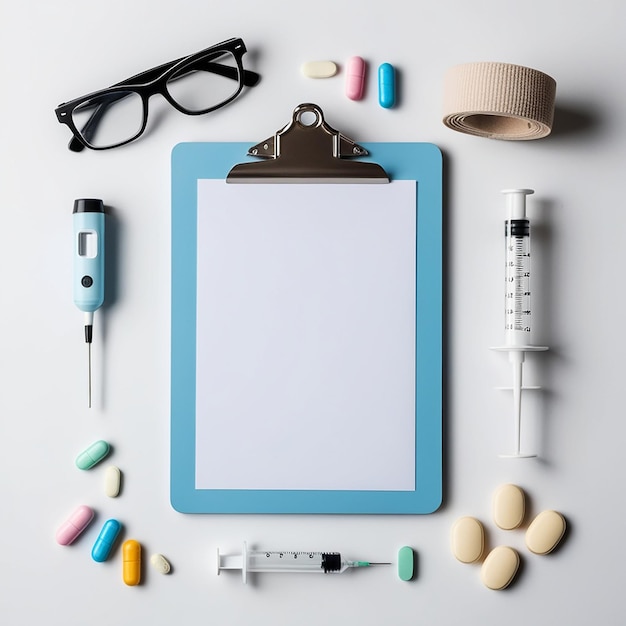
[113,59,260,88]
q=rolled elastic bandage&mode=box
[443,62,556,140]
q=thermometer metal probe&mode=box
[73,199,105,408]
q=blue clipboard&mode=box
[171,107,442,514]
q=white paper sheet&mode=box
[195,180,416,491]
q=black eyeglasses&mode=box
[55,37,260,151]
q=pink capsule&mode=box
[345,56,366,100]
[56,505,95,545]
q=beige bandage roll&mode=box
[443,62,556,140]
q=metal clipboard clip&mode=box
[227,103,389,183]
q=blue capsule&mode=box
[91,519,122,562]
[378,63,396,109]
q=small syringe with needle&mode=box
[491,189,548,458]
[218,542,390,584]
[73,199,105,408]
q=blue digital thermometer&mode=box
[73,198,105,408]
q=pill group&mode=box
[56,439,171,585]
[451,484,567,590]
[301,56,397,108]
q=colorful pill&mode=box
[301,61,338,78]
[56,505,94,545]
[92,519,122,562]
[104,465,121,497]
[122,539,142,586]
[397,546,415,581]
[345,56,366,100]
[75,439,110,470]
[378,63,396,108]
[150,553,171,575]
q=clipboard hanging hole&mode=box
[294,105,322,128]
[297,109,319,127]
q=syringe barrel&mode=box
[218,544,352,584]
[245,550,343,574]
[503,192,533,345]
[248,551,323,573]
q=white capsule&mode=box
[301,61,338,78]
[150,553,171,574]
[104,465,121,498]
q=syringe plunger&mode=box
[502,188,533,219]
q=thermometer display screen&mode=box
[77,230,98,258]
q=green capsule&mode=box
[398,546,416,581]
[75,439,110,470]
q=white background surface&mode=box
[1,1,624,624]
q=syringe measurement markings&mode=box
[508,239,531,331]
[264,552,318,559]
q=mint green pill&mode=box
[398,546,415,581]
[75,440,110,470]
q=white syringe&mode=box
[217,542,389,583]
[491,189,548,458]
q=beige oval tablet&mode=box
[525,510,566,555]
[493,483,525,530]
[104,465,121,498]
[451,516,485,563]
[481,546,520,590]
[150,553,171,574]
[301,61,338,78]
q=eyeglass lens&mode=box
[72,91,144,149]
[71,49,241,149]
[166,50,241,112]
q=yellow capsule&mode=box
[122,539,141,586]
